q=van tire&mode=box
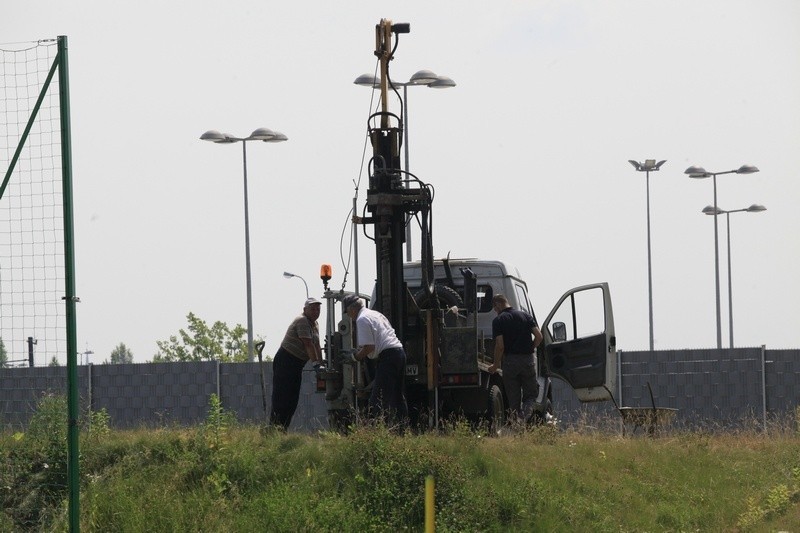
[487,384,505,436]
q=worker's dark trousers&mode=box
[368,347,409,427]
[502,353,539,423]
[270,348,306,430]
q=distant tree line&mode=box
[0,313,254,368]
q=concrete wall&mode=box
[2,347,798,431]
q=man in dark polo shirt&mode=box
[488,294,543,425]
[270,297,323,431]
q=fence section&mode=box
[1,347,798,431]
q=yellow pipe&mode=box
[425,475,435,532]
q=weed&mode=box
[88,407,111,441]
[1,394,69,529]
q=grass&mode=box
[1,396,799,531]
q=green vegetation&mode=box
[2,396,799,531]
[153,312,253,362]
[108,342,134,364]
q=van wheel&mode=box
[487,384,505,436]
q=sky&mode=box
[3,0,799,364]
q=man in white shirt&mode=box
[343,295,408,427]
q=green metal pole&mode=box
[57,35,80,533]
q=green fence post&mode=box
[58,34,80,533]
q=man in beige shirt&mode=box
[270,297,322,431]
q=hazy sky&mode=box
[4,1,799,364]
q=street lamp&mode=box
[628,159,666,351]
[355,70,456,261]
[283,271,309,299]
[702,203,766,348]
[685,164,759,348]
[201,127,288,361]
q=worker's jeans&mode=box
[270,348,306,430]
[369,347,409,427]
[502,353,539,423]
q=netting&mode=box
[0,39,65,368]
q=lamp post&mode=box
[283,271,309,299]
[685,164,759,348]
[628,159,666,351]
[201,128,288,361]
[355,70,456,261]
[702,203,766,347]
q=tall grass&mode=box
[2,397,799,531]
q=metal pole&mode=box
[57,35,81,533]
[353,196,360,297]
[300,277,309,299]
[726,212,734,348]
[761,344,767,432]
[403,84,412,262]
[242,142,254,362]
[646,170,654,351]
[712,174,722,349]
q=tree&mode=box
[153,312,253,363]
[109,342,134,364]
[48,356,60,367]
[0,338,7,368]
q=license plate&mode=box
[405,364,419,376]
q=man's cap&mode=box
[304,297,322,307]
[342,294,360,309]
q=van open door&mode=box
[541,283,616,402]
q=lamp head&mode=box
[409,69,438,85]
[200,130,229,143]
[247,128,288,143]
[685,165,710,178]
[629,159,665,172]
[429,75,456,88]
[736,165,759,175]
[746,204,767,212]
[354,73,380,88]
[702,205,722,215]
[249,128,276,141]
[265,132,288,143]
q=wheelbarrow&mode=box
[605,383,678,437]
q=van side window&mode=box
[514,284,533,316]
[477,285,493,313]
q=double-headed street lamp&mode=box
[702,203,766,348]
[283,271,309,299]
[685,164,759,349]
[628,159,666,351]
[201,128,288,361]
[355,70,456,261]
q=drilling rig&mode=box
[317,19,618,432]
